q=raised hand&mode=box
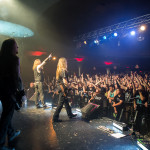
[30,82,35,88]
[48,53,52,59]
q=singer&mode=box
[32,54,52,109]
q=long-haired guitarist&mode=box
[53,57,77,122]
[32,54,52,109]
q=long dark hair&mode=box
[0,38,16,56]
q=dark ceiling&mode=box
[41,0,150,38]
[1,0,150,51]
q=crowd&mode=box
[43,72,150,133]
[46,72,150,107]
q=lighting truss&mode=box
[74,14,150,42]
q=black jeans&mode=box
[135,105,148,134]
[34,82,45,106]
[53,92,73,120]
[0,95,15,146]
[116,106,123,121]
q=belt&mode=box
[35,81,43,84]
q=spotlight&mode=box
[94,39,99,44]
[130,31,135,36]
[52,57,56,60]
[84,41,87,44]
[140,25,146,31]
[114,32,118,37]
[103,36,107,40]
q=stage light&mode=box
[114,33,118,37]
[103,36,107,40]
[140,25,146,31]
[130,31,135,36]
[94,39,99,44]
[52,57,56,60]
[104,61,112,65]
[84,41,87,44]
[29,51,47,56]
[74,58,84,62]
[0,20,34,37]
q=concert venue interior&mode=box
[1,0,150,150]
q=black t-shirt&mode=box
[57,70,68,85]
[135,90,148,104]
[114,94,125,107]
[125,88,133,102]
[87,86,96,93]
[34,67,44,82]
[78,87,83,96]
[0,55,20,95]
[148,92,150,104]
[78,87,83,92]
[56,70,68,92]
[91,93,107,106]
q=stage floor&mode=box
[0,101,141,150]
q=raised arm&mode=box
[37,53,52,71]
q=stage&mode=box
[0,101,143,150]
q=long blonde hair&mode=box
[33,59,41,70]
[56,57,67,80]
